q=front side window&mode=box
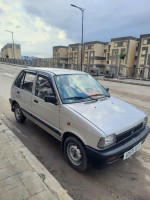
[22,72,36,93]
[54,74,109,104]
[35,75,54,100]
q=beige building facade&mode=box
[52,33,150,79]
[68,43,81,70]
[53,46,68,68]
[108,37,138,77]
[83,41,107,73]
[135,34,150,79]
[1,43,21,59]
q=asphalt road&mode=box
[0,63,150,200]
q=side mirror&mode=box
[105,88,109,92]
[44,96,57,104]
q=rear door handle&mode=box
[34,99,38,103]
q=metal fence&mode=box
[0,57,32,66]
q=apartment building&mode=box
[53,46,68,68]
[68,43,81,70]
[136,34,150,78]
[83,41,107,73]
[109,36,138,77]
[1,43,21,59]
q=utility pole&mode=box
[71,4,85,71]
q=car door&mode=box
[13,70,36,113]
[32,73,60,139]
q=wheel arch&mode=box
[61,132,85,152]
[11,100,19,112]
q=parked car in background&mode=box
[9,68,150,171]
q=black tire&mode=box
[64,136,88,172]
[14,103,26,123]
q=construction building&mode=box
[1,43,21,59]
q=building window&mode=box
[74,52,77,58]
[123,42,127,47]
[115,43,118,47]
[90,52,94,57]
[143,39,147,45]
[142,50,146,56]
[71,47,76,51]
[91,45,94,49]
[85,52,88,58]
[140,60,144,65]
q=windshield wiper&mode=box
[63,96,91,100]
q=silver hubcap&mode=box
[67,143,82,166]
[15,107,21,119]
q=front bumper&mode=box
[85,126,150,165]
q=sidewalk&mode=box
[95,76,150,87]
[0,119,73,200]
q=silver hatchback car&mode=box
[9,68,150,171]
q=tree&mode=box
[118,52,126,76]
[119,52,126,61]
[5,54,9,59]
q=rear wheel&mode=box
[64,136,88,172]
[14,103,26,123]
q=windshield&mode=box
[54,74,109,104]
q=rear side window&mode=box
[14,71,25,88]
[14,71,36,93]
[22,73,36,93]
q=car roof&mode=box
[26,67,86,75]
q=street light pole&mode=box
[5,30,15,60]
[71,4,85,71]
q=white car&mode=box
[9,68,150,171]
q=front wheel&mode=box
[64,136,88,172]
[14,103,26,123]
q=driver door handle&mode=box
[34,99,38,103]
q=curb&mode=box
[95,77,150,87]
[0,119,73,200]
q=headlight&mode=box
[143,117,148,127]
[98,134,116,149]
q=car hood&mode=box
[67,96,145,136]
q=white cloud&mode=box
[0,0,74,57]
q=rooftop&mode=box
[111,36,138,42]
[27,67,86,75]
[84,41,108,45]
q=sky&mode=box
[0,0,150,58]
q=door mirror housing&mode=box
[105,88,109,92]
[44,96,57,104]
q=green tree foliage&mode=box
[119,52,126,60]
[5,54,9,58]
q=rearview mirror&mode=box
[44,96,57,104]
